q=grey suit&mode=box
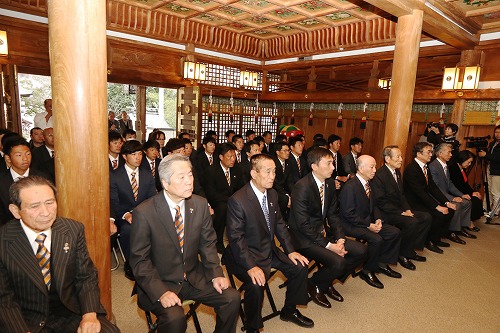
[428,159,471,232]
[0,218,119,333]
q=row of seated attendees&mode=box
[0,122,490,333]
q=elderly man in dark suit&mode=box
[205,143,244,253]
[0,136,49,226]
[0,176,120,333]
[340,155,401,289]
[403,142,455,254]
[288,148,367,308]
[110,140,156,280]
[130,154,240,333]
[372,146,432,271]
[429,143,474,244]
[224,154,313,333]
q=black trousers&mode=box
[298,238,367,291]
[43,313,120,333]
[343,224,401,272]
[384,211,432,257]
[151,281,240,333]
[212,202,228,244]
[426,209,453,242]
[232,253,308,331]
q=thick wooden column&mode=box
[383,10,423,157]
[47,0,111,315]
[136,86,147,142]
[1,64,21,133]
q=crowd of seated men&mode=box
[0,124,484,333]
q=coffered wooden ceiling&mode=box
[2,0,500,60]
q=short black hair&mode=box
[313,138,328,148]
[456,150,475,164]
[254,136,265,144]
[412,142,433,158]
[225,130,236,138]
[245,129,256,137]
[0,128,12,136]
[308,147,333,169]
[181,138,192,145]
[202,136,216,145]
[313,133,324,141]
[1,132,21,149]
[217,142,236,156]
[445,123,458,135]
[206,130,217,137]
[288,136,302,147]
[262,131,272,137]
[164,138,184,154]
[120,140,143,155]
[143,139,160,151]
[3,136,29,156]
[349,137,363,146]
[178,131,190,139]
[30,127,43,136]
[275,134,287,143]
[327,134,341,145]
[149,130,165,141]
[123,129,136,137]
[232,134,243,143]
[108,131,123,144]
[274,142,289,153]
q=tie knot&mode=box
[36,233,47,245]
[175,205,181,214]
[131,172,136,177]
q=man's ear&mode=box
[4,155,11,166]
[9,204,21,219]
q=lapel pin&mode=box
[270,202,273,207]
[190,208,194,214]
[63,242,70,253]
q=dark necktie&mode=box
[112,160,118,170]
[296,157,301,175]
[35,233,51,289]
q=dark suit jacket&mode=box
[0,168,49,226]
[449,162,474,195]
[0,155,6,174]
[109,155,126,172]
[140,157,162,192]
[342,152,357,176]
[339,176,382,231]
[332,151,347,178]
[109,165,156,221]
[205,164,244,208]
[195,152,217,188]
[428,159,463,200]
[0,218,105,333]
[403,159,449,212]
[118,119,133,134]
[130,193,224,311]
[288,173,344,249]
[31,146,55,184]
[372,165,411,218]
[286,154,308,194]
[272,157,291,215]
[238,158,251,184]
[224,184,294,277]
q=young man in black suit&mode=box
[31,127,55,184]
[286,136,308,194]
[224,154,313,332]
[108,130,124,171]
[141,139,162,192]
[372,146,432,271]
[205,143,244,253]
[272,142,292,220]
[288,148,367,308]
[239,139,262,184]
[342,136,363,177]
[110,140,156,280]
[327,134,348,185]
[403,142,455,254]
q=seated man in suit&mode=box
[372,146,432,270]
[232,135,245,164]
[239,139,262,184]
[31,127,55,184]
[340,155,402,289]
[0,176,120,333]
[342,137,363,178]
[403,142,455,254]
[195,136,217,186]
[288,148,367,308]
[141,139,162,192]
[205,143,244,253]
[224,154,313,332]
[130,154,240,333]
[428,143,474,244]
[327,134,348,187]
[262,131,273,155]
[286,136,307,194]
[110,140,156,280]
[123,129,137,141]
[272,142,292,220]
[108,130,124,171]
[0,136,49,226]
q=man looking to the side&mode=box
[0,176,120,333]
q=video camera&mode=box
[465,135,491,149]
[426,122,440,128]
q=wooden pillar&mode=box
[1,64,21,133]
[383,10,423,157]
[47,0,112,316]
[136,86,147,142]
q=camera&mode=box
[465,135,490,149]
[426,122,440,128]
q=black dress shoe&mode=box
[425,241,444,254]
[378,265,402,278]
[459,229,477,239]
[124,261,135,281]
[307,283,331,308]
[326,285,344,302]
[410,253,427,262]
[398,257,416,271]
[465,226,480,232]
[447,233,466,245]
[359,271,384,289]
[435,240,450,247]
[280,309,314,328]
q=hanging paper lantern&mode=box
[337,114,343,128]
[279,125,304,138]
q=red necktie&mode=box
[461,169,467,182]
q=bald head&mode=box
[357,155,377,181]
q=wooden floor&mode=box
[111,216,500,333]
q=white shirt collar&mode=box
[10,168,30,181]
[436,158,447,170]
[250,180,266,204]
[414,158,427,170]
[356,173,369,187]
[163,191,185,221]
[385,164,396,174]
[219,162,230,173]
[20,219,52,255]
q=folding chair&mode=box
[143,300,202,333]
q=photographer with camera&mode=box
[427,123,461,161]
[478,125,500,213]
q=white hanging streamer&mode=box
[310,102,314,112]
[363,102,368,112]
[209,90,213,108]
[292,103,296,112]
[338,103,343,114]
[255,95,259,110]
[230,92,233,108]
[497,101,500,117]
[440,103,445,118]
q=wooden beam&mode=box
[362,0,422,17]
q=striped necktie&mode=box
[319,183,324,210]
[261,195,271,232]
[112,160,118,170]
[35,233,51,289]
[151,161,156,177]
[131,172,138,201]
[174,205,184,253]
[225,170,231,186]
[209,155,213,165]
[365,182,371,198]
[296,157,301,175]
[423,165,429,184]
